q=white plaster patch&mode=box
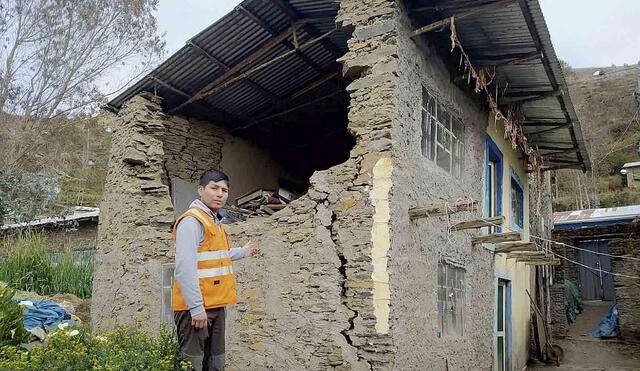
[370,157,393,334]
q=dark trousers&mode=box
[174,308,226,371]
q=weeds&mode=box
[0,231,93,298]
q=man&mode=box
[172,169,257,371]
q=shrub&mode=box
[0,286,30,347]
[0,325,190,370]
[0,231,93,299]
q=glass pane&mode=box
[429,96,436,116]
[497,336,505,371]
[438,263,446,286]
[439,104,450,130]
[430,119,437,160]
[437,145,451,172]
[447,267,456,288]
[497,285,504,331]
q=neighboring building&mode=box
[0,206,99,253]
[552,207,640,341]
[95,0,590,370]
[621,162,640,188]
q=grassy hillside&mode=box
[553,64,640,211]
[0,113,112,221]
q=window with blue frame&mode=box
[510,169,524,230]
[485,136,503,233]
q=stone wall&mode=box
[162,115,226,183]
[385,2,495,369]
[551,223,640,341]
[92,93,175,333]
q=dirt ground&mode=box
[529,301,640,371]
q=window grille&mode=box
[436,261,466,337]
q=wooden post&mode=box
[494,242,536,253]
[472,231,521,244]
[451,216,504,231]
[409,200,478,220]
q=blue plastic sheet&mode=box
[588,303,620,338]
[12,299,76,331]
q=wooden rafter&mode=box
[526,123,573,136]
[410,0,516,38]
[187,40,279,101]
[501,90,562,105]
[270,0,343,58]
[412,1,506,13]
[237,5,330,74]
[168,21,307,113]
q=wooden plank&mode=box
[472,231,521,244]
[500,90,561,105]
[409,200,478,220]
[494,242,536,253]
[410,0,515,37]
[525,260,561,266]
[451,216,504,231]
[526,123,574,137]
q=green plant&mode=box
[0,324,190,370]
[0,231,93,299]
[0,286,30,347]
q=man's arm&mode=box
[175,216,205,316]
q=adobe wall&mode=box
[387,3,494,369]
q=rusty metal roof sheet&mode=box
[554,205,640,225]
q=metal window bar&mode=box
[421,89,465,177]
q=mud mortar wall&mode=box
[92,94,176,333]
[387,3,494,369]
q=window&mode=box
[496,280,510,371]
[421,88,465,177]
[436,262,466,337]
[161,263,175,326]
[485,136,503,233]
[510,169,524,230]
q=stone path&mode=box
[529,301,640,370]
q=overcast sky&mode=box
[148,0,639,75]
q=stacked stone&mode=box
[163,116,226,182]
[92,93,176,334]
[609,235,640,340]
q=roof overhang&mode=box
[407,0,591,171]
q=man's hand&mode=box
[244,241,259,257]
[191,312,208,329]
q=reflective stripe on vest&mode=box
[197,250,230,260]
[197,266,233,279]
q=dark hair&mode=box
[199,169,229,186]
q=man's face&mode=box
[198,180,229,213]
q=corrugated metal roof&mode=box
[108,0,346,126]
[108,0,590,172]
[415,0,591,171]
[623,161,640,169]
[553,205,640,225]
[0,206,99,230]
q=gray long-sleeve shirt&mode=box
[174,199,248,316]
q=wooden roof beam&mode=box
[169,21,307,113]
[410,0,516,37]
[525,123,573,136]
[501,90,562,105]
[270,0,343,58]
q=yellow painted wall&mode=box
[486,115,534,371]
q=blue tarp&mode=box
[12,299,76,331]
[588,303,620,338]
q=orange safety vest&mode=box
[172,207,238,311]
